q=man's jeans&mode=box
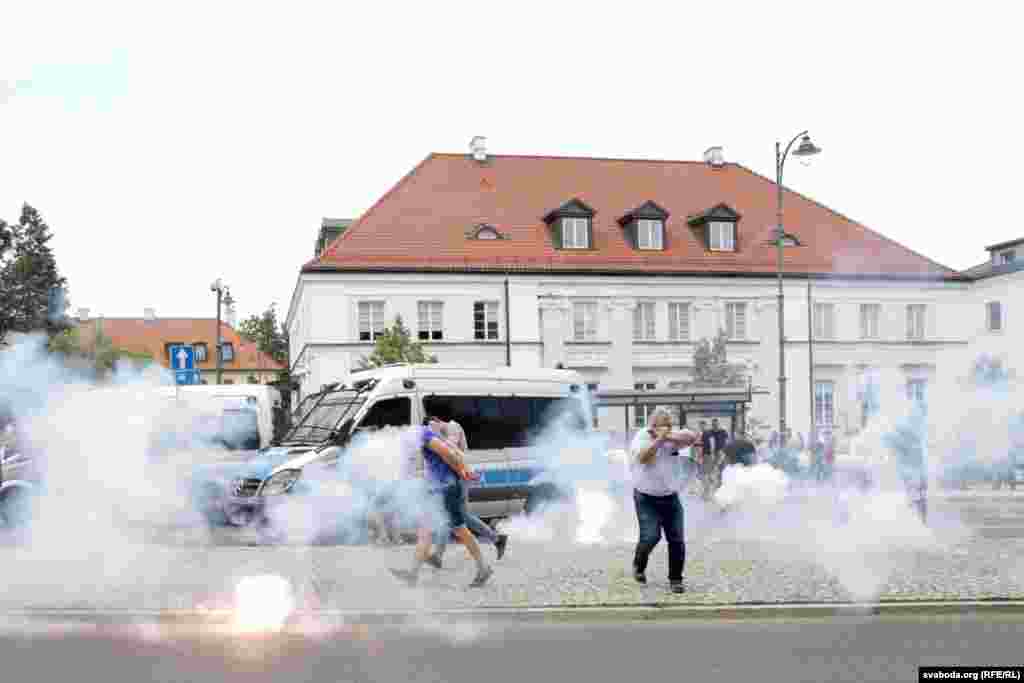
[633,490,685,582]
[435,479,499,550]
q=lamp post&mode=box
[210,279,230,385]
[775,131,821,441]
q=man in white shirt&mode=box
[630,409,699,593]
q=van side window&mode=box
[358,397,412,431]
[423,396,586,450]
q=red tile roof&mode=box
[76,318,286,371]
[305,153,962,280]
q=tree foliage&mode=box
[691,329,747,386]
[970,353,1013,388]
[237,303,289,365]
[0,204,69,343]
[48,324,153,376]
[357,315,437,369]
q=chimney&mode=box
[143,307,156,322]
[470,136,488,163]
[703,146,725,168]
[78,307,90,322]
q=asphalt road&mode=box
[1,614,1022,683]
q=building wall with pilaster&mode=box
[287,270,984,442]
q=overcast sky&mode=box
[1,1,1019,322]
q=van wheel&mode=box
[0,487,34,529]
[192,483,228,526]
[525,484,571,516]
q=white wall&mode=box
[288,270,1004,439]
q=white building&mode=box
[285,142,1022,441]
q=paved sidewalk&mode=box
[1,500,1021,613]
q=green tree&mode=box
[238,303,288,365]
[0,204,69,342]
[48,325,153,377]
[357,315,438,369]
[692,329,747,386]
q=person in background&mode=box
[700,418,730,498]
[630,409,699,594]
[426,417,509,566]
[390,419,493,588]
[823,431,836,482]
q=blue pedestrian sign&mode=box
[175,370,202,386]
[169,345,194,372]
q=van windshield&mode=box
[281,388,368,445]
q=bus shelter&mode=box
[594,385,759,443]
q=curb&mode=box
[4,600,1024,626]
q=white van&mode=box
[247,364,588,521]
[156,384,284,451]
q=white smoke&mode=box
[714,463,788,508]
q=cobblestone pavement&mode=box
[1,494,1022,612]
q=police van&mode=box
[220,364,589,530]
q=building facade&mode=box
[75,309,285,385]
[286,144,1021,441]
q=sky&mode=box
[1,1,1021,322]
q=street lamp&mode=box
[210,278,230,384]
[775,131,821,442]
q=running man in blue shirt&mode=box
[390,422,494,588]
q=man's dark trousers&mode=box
[633,490,685,582]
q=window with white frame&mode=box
[906,304,926,340]
[725,302,748,340]
[561,217,590,249]
[633,302,656,340]
[709,221,735,251]
[859,303,881,340]
[358,301,386,341]
[473,301,500,340]
[572,302,598,341]
[858,368,881,427]
[668,302,690,341]
[906,379,927,405]
[417,301,444,341]
[637,219,663,250]
[987,301,1003,332]
[814,381,835,426]
[814,302,836,340]
[634,382,657,428]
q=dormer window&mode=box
[687,203,741,253]
[544,198,595,250]
[709,221,735,251]
[637,220,663,249]
[562,217,590,249]
[466,223,507,240]
[618,201,669,251]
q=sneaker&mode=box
[425,554,443,570]
[670,581,685,594]
[469,566,493,588]
[389,568,418,586]
[494,534,508,561]
[633,570,647,585]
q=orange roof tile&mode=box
[305,153,962,280]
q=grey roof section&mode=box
[963,259,1024,280]
[986,237,1024,252]
[315,218,355,258]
